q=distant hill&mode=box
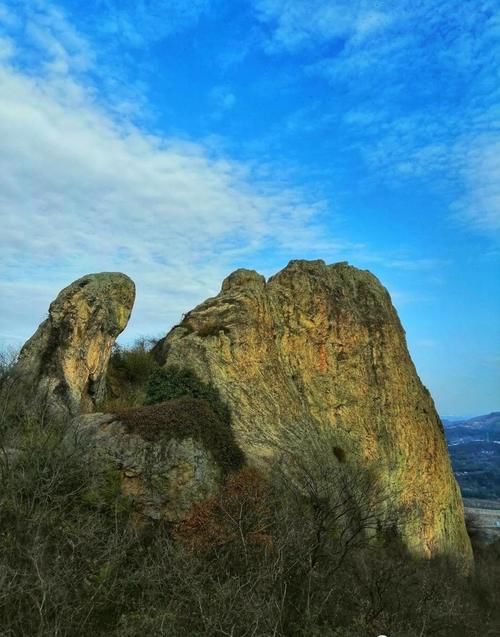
[442,412,500,499]
[442,411,500,427]
[443,412,500,444]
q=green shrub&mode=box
[109,338,159,386]
[145,365,219,406]
[101,338,159,410]
[144,365,240,457]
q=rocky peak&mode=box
[15,272,135,418]
[153,259,472,564]
[221,268,266,292]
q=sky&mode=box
[0,0,499,416]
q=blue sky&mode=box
[0,0,499,415]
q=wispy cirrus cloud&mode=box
[74,0,213,48]
[0,1,94,72]
[253,0,394,52]
[452,138,500,233]
[253,0,500,238]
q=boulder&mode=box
[68,397,243,522]
[15,272,135,418]
[152,260,472,564]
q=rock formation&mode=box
[15,272,135,418]
[153,260,472,564]
[68,397,243,522]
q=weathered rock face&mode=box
[69,398,227,522]
[153,260,472,564]
[15,273,135,418]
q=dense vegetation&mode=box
[105,346,245,473]
[1,345,500,636]
[101,338,160,410]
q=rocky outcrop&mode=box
[68,397,243,522]
[153,260,472,564]
[15,273,135,418]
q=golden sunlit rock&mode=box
[15,272,135,418]
[153,259,472,566]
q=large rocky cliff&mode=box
[153,260,472,563]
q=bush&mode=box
[172,467,272,556]
[1,364,500,635]
[145,365,219,406]
[101,338,159,410]
[0,417,141,636]
[144,366,238,458]
[0,346,18,383]
[115,396,245,475]
[110,338,158,385]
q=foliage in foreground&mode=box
[101,338,159,410]
[1,426,499,635]
[1,356,500,636]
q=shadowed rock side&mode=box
[153,260,472,565]
[15,272,135,418]
[68,397,240,522]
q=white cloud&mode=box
[298,0,500,239]
[89,0,212,47]
[453,138,500,233]
[251,1,500,239]
[0,4,339,346]
[253,0,394,52]
[0,0,448,349]
[361,125,500,236]
[209,85,237,119]
[25,6,94,75]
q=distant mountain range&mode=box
[442,411,500,427]
[442,412,500,444]
[442,412,500,500]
